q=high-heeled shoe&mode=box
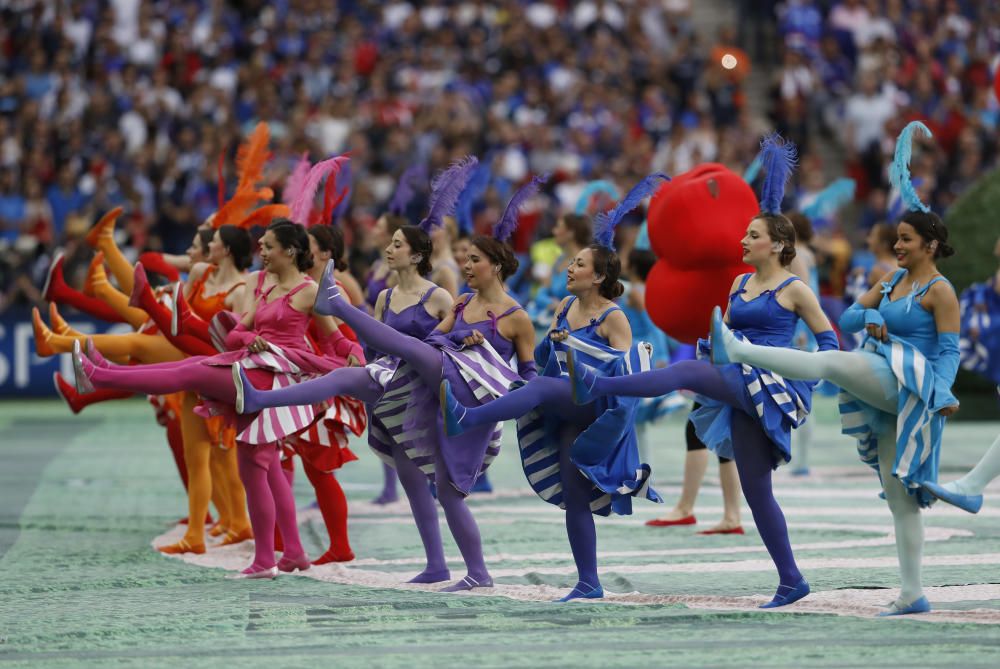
[84,338,113,369]
[407,568,451,584]
[277,553,312,573]
[72,340,96,393]
[876,595,930,617]
[85,206,123,248]
[208,522,227,538]
[41,252,65,303]
[227,565,278,580]
[170,282,182,337]
[439,380,467,437]
[128,262,151,310]
[218,526,254,547]
[311,548,355,565]
[84,251,109,298]
[921,481,983,514]
[759,578,810,608]
[232,364,264,415]
[32,307,55,357]
[709,306,734,365]
[566,348,599,405]
[312,260,344,317]
[555,581,604,602]
[157,538,206,555]
[49,302,74,336]
[440,575,494,592]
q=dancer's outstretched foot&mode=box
[277,553,312,573]
[84,338,113,368]
[227,565,278,580]
[84,251,109,298]
[709,306,736,365]
[312,260,345,317]
[876,595,931,617]
[49,302,73,335]
[157,538,206,555]
[128,262,150,309]
[555,581,604,602]
[232,364,264,415]
[312,548,355,565]
[85,206,123,248]
[41,252,65,303]
[759,579,810,608]
[32,307,55,357]
[219,526,254,546]
[921,481,983,514]
[170,282,182,336]
[439,380,468,437]
[407,568,451,584]
[53,372,82,414]
[567,348,602,405]
[440,575,494,592]
[72,340,96,393]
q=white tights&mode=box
[878,427,925,607]
[946,433,1000,496]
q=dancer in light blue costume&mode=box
[569,135,839,609]
[440,174,669,602]
[710,122,962,616]
[926,235,1000,513]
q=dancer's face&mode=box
[186,233,206,264]
[741,219,776,267]
[452,237,470,268]
[208,230,226,264]
[259,230,290,273]
[894,222,934,269]
[464,243,498,290]
[385,229,418,271]
[566,248,602,295]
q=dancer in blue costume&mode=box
[709,123,961,617]
[440,175,669,602]
[926,235,1000,513]
[569,136,839,609]
[237,163,539,593]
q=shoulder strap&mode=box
[773,275,801,294]
[592,304,623,327]
[917,275,951,297]
[224,280,246,296]
[417,286,437,305]
[557,296,577,323]
[495,303,524,320]
[284,280,313,300]
[254,271,267,298]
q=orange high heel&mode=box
[157,538,206,555]
[219,526,254,547]
[85,207,123,248]
[32,307,55,357]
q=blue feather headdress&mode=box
[593,173,670,250]
[889,121,931,213]
[493,174,549,243]
[456,161,491,235]
[801,177,855,221]
[757,132,798,214]
[388,163,427,216]
[418,156,479,233]
[574,180,620,215]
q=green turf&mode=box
[2,398,1000,668]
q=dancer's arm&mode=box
[785,280,834,335]
[839,269,897,338]
[597,309,632,352]
[184,263,211,301]
[924,280,961,415]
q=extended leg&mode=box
[443,376,578,434]
[392,445,450,583]
[582,360,743,406]
[945,433,1000,496]
[82,356,236,403]
[89,253,147,329]
[236,365,383,415]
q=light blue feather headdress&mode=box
[757,132,797,214]
[593,173,670,250]
[801,177,855,221]
[889,121,931,213]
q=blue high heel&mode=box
[759,578,810,608]
[567,348,599,405]
[439,380,467,437]
[555,582,604,602]
[709,306,733,365]
[876,595,930,617]
[921,481,983,514]
[312,260,343,317]
[232,364,263,415]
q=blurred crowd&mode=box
[0,0,998,315]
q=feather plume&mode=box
[757,132,798,214]
[574,180,620,215]
[493,173,549,242]
[289,155,349,226]
[235,204,292,230]
[889,121,932,213]
[331,162,352,222]
[418,156,479,232]
[593,173,670,249]
[212,188,268,229]
[742,155,763,185]
[456,162,491,234]
[388,163,427,216]
[234,122,271,190]
[801,178,855,220]
[283,153,311,206]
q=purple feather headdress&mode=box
[493,174,549,243]
[418,156,479,233]
[388,163,427,216]
[757,132,798,215]
[593,173,670,250]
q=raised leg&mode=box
[82,355,237,403]
[236,365,382,415]
[443,376,578,434]
[945,433,1000,496]
[583,360,743,407]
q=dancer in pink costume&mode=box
[73,219,362,579]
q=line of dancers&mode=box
[35,123,1000,614]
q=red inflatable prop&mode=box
[645,163,758,344]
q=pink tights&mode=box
[236,442,306,570]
